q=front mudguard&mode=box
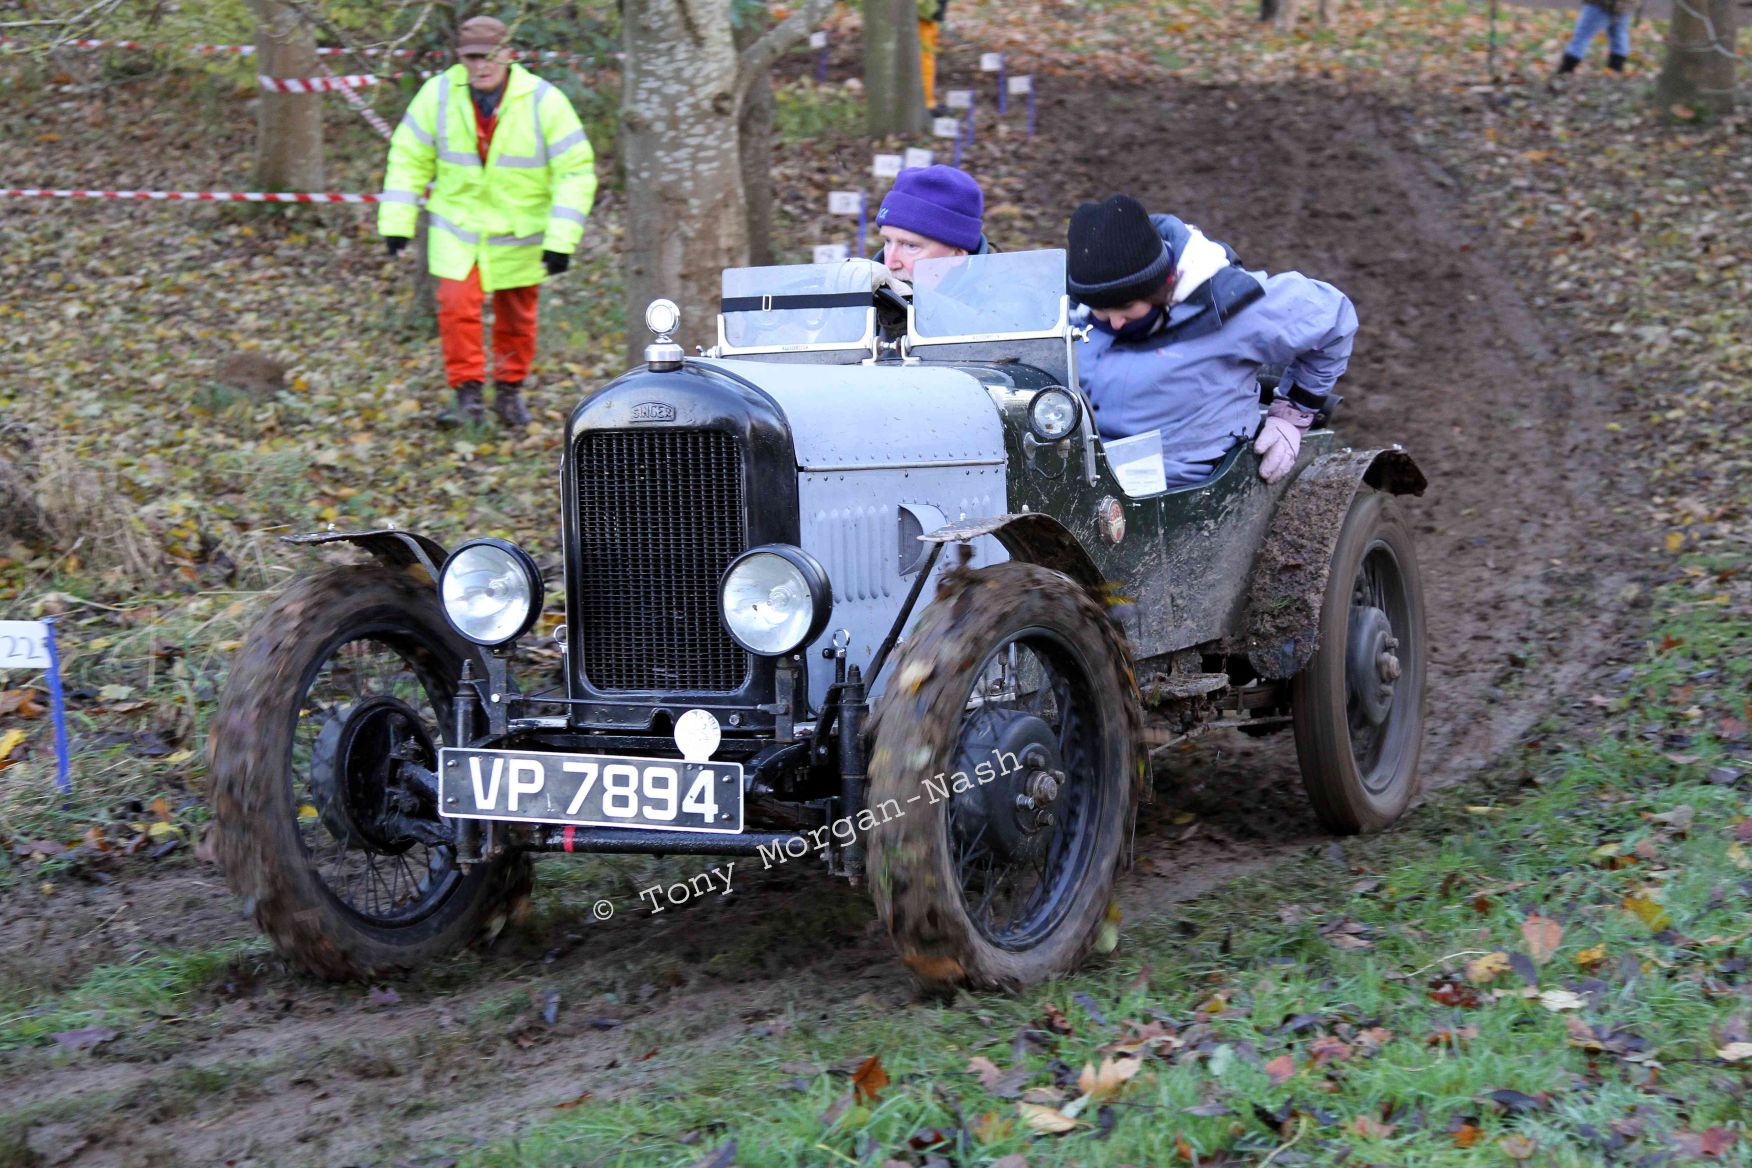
[281,527,450,584]
[1239,447,1427,680]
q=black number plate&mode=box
[437,748,744,834]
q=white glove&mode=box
[1254,399,1314,483]
[840,257,912,297]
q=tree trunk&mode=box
[621,0,750,369]
[249,0,324,190]
[734,14,776,267]
[1654,0,1738,118]
[864,0,926,136]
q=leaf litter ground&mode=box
[0,0,1748,1162]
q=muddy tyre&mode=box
[867,561,1142,990]
[209,564,531,980]
[1291,490,1427,833]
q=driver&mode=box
[1066,195,1357,489]
[871,164,997,279]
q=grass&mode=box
[0,938,265,1052]
[441,555,1750,1167]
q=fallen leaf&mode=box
[1452,1121,1482,1147]
[1521,914,1563,965]
[1308,1035,1353,1065]
[1351,1115,1396,1139]
[1264,1054,1295,1085]
[0,727,28,762]
[1466,951,1513,984]
[1500,1133,1538,1159]
[1076,1053,1142,1100]
[1624,893,1671,931]
[1575,944,1607,969]
[1715,1042,1752,1062]
[1018,1101,1083,1133]
[851,1054,888,1102]
[1539,990,1586,1012]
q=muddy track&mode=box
[2,82,1645,1167]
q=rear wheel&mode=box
[1291,490,1427,832]
[209,564,530,980]
[868,562,1142,990]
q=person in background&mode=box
[918,0,948,113]
[1065,195,1357,490]
[379,15,596,427]
[1550,0,1632,90]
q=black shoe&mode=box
[1607,53,1626,72]
[1548,53,1582,93]
[492,380,531,427]
[437,380,486,428]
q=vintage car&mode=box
[208,249,1428,989]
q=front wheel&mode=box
[208,564,530,980]
[1291,490,1427,832]
[867,561,1142,990]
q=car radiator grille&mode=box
[573,430,750,692]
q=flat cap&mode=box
[457,16,508,52]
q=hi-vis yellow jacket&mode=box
[378,63,596,291]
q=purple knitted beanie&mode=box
[876,165,984,252]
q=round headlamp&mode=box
[719,544,832,656]
[439,538,544,646]
[1028,386,1082,442]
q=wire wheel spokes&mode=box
[946,630,1104,950]
[292,633,459,927]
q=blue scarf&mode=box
[1089,305,1166,342]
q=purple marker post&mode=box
[999,58,1007,116]
[42,617,70,794]
[1028,85,1037,136]
[857,192,867,257]
[817,43,827,82]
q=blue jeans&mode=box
[1566,3,1631,59]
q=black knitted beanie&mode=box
[1065,194,1174,308]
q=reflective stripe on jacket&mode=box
[378,63,597,291]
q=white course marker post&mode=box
[810,29,828,82]
[903,147,935,170]
[0,618,71,793]
[827,189,865,256]
[980,52,1005,115]
[1009,73,1035,135]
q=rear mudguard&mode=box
[281,527,449,584]
[1240,447,1427,680]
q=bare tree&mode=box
[250,0,325,190]
[1654,0,1739,118]
[864,0,925,136]
[619,0,832,366]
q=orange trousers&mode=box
[918,19,940,109]
[436,266,540,387]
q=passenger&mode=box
[1065,195,1357,489]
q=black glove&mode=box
[542,249,570,276]
[385,235,410,257]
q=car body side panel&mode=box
[797,466,1007,707]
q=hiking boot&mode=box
[1607,53,1626,72]
[437,380,486,428]
[492,380,531,427]
[1547,51,1582,93]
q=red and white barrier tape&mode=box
[2,35,611,63]
[319,60,395,140]
[256,72,383,93]
[2,188,382,204]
